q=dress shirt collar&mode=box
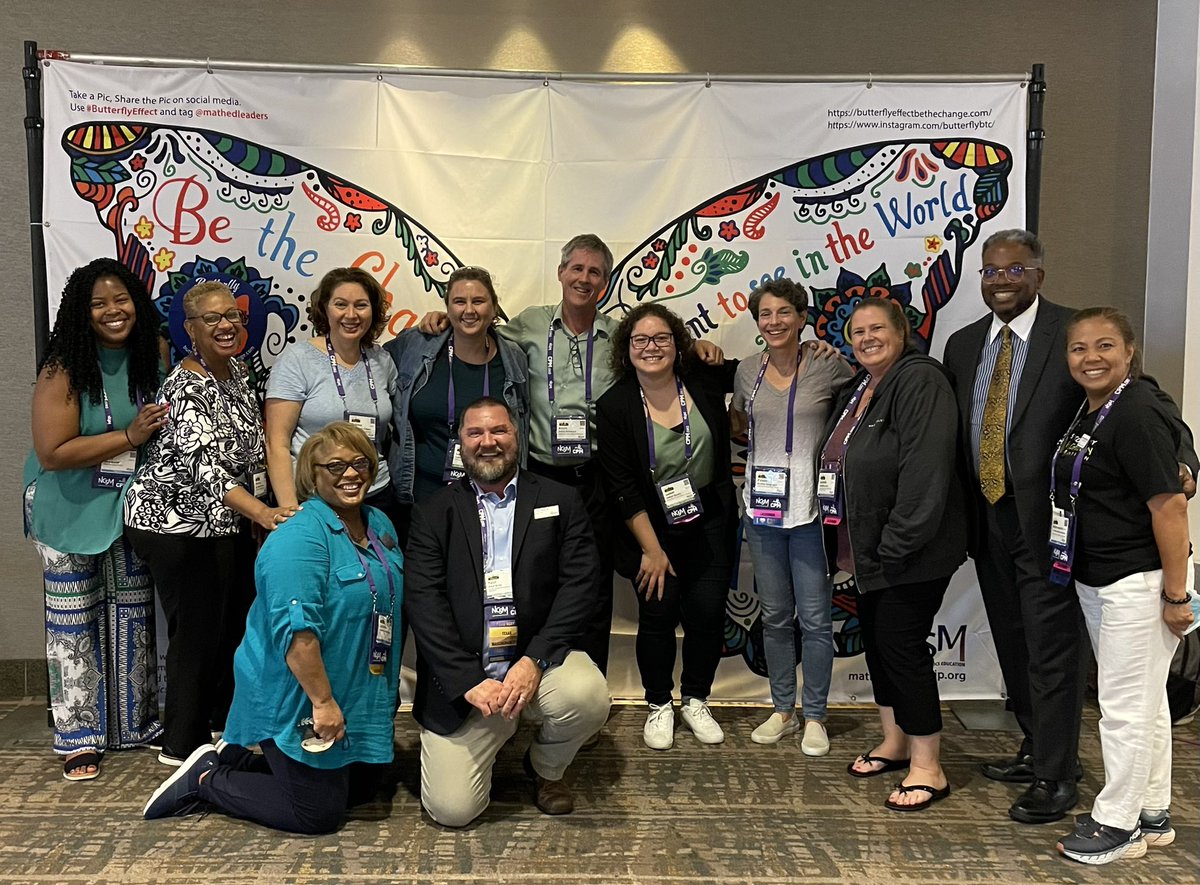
[988,294,1040,344]
[470,472,519,504]
[552,302,608,339]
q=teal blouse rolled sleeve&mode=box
[223,498,404,769]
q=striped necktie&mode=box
[979,325,1012,504]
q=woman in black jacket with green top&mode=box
[818,297,966,812]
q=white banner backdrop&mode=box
[41,60,1027,702]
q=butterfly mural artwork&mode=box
[60,121,1014,675]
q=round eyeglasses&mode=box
[316,457,372,477]
[978,264,1041,283]
[186,309,248,326]
[630,333,675,350]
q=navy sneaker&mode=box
[1057,813,1145,864]
[1139,810,1175,847]
[143,743,218,820]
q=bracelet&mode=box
[1161,590,1192,605]
[123,428,135,448]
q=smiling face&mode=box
[980,240,1043,323]
[89,275,137,349]
[848,304,906,378]
[755,293,805,350]
[628,315,677,383]
[1067,317,1135,404]
[185,290,242,365]
[446,279,497,340]
[324,282,373,346]
[459,403,519,489]
[557,248,608,313]
[313,442,373,515]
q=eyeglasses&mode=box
[316,457,372,477]
[186,309,248,326]
[978,264,1041,283]
[630,333,675,350]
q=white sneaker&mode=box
[801,720,830,756]
[751,712,800,745]
[680,698,725,744]
[643,703,675,750]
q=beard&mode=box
[463,446,517,485]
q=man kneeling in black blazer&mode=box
[405,396,611,827]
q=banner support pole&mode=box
[24,40,49,367]
[1025,62,1046,234]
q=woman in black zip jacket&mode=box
[818,297,966,812]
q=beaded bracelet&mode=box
[1161,590,1192,605]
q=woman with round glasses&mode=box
[265,267,400,531]
[24,258,168,781]
[125,280,300,765]
[142,422,404,833]
[729,278,852,755]
[384,266,528,534]
[596,303,738,750]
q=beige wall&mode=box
[0,1,1159,658]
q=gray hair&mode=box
[981,228,1045,263]
[558,234,614,279]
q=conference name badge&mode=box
[484,568,514,601]
[552,413,591,460]
[242,463,269,499]
[657,474,702,526]
[92,449,137,490]
[348,412,377,441]
[442,440,466,483]
[817,468,842,525]
[1048,505,1075,586]
[750,466,790,527]
[368,612,393,675]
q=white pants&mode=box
[420,650,611,827]
[1075,564,1188,830]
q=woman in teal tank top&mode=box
[24,258,169,780]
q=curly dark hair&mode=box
[307,267,389,345]
[38,258,162,406]
[609,303,696,381]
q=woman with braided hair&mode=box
[24,258,170,781]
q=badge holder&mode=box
[1048,505,1075,587]
[657,474,703,526]
[243,462,269,499]
[817,468,842,526]
[442,440,466,483]
[368,611,392,675]
[92,449,137,490]
[552,413,591,461]
[347,412,378,440]
[749,466,789,527]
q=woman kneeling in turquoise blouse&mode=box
[142,422,405,833]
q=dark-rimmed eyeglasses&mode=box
[186,309,248,326]
[316,457,372,477]
[630,333,674,350]
[978,264,1040,283]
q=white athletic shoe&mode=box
[643,703,675,750]
[801,720,831,757]
[751,712,800,745]
[680,698,725,744]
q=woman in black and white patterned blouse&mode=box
[125,281,299,765]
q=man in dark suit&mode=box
[943,228,1196,825]
[405,395,611,828]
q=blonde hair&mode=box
[182,280,234,314]
[294,421,378,502]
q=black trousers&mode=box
[125,525,256,757]
[629,512,732,706]
[198,739,380,834]
[527,458,614,675]
[975,494,1087,780]
[857,576,950,737]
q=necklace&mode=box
[338,514,367,544]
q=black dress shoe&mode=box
[1008,779,1078,824]
[981,752,1035,783]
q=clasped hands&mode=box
[463,656,543,720]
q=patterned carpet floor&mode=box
[1,699,1196,884]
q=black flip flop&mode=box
[846,751,911,778]
[884,782,950,812]
[63,749,102,781]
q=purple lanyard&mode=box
[446,338,491,430]
[347,524,397,615]
[546,318,595,408]
[195,353,256,460]
[99,373,144,432]
[747,350,803,462]
[324,336,378,421]
[476,498,491,569]
[639,375,693,473]
[820,376,872,469]
[1050,376,1132,511]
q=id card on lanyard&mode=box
[347,525,398,675]
[478,496,518,668]
[92,383,141,490]
[746,351,803,527]
[443,339,490,483]
[643,377,703,526]
[1047,377,1131,586]
[547,320,594,460]
[817,376,872,526]
[325,336,379,441]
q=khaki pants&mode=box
[420,651,610,827]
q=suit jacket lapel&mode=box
[511,471,537,567]
[452,482,485,596]
[1010,306,1060,429]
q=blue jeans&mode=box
[743,517,832,719]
